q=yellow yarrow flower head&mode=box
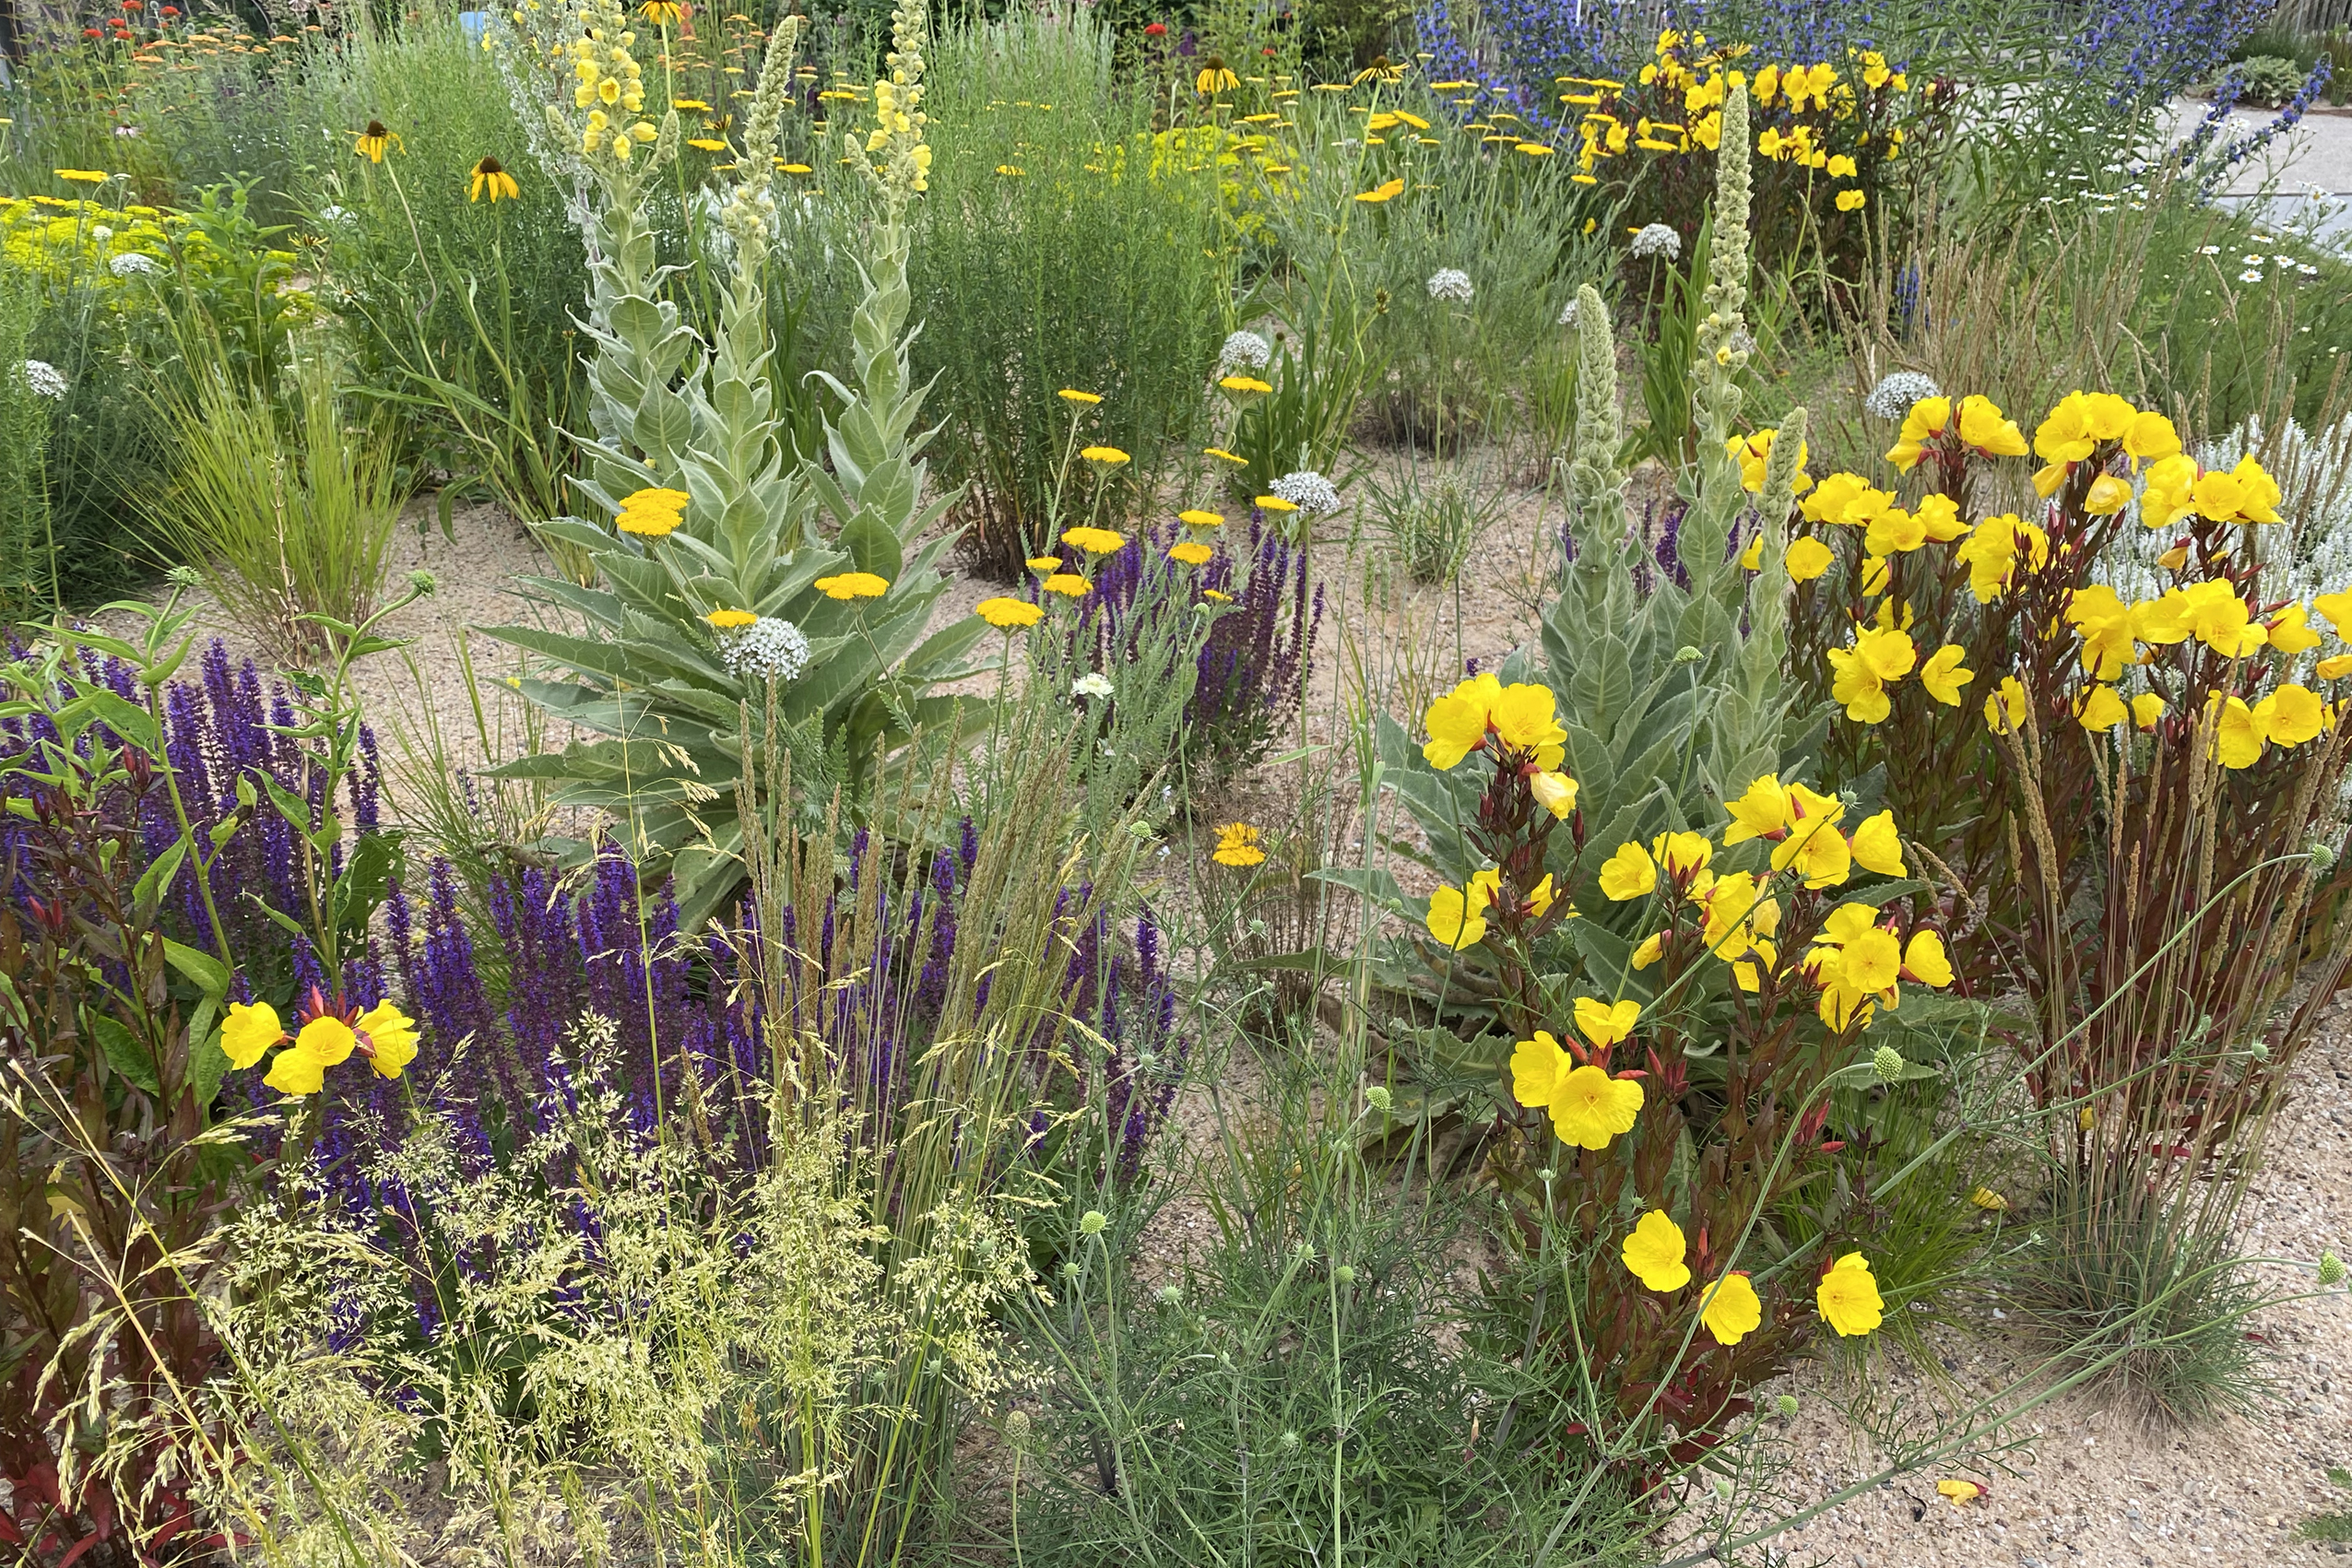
[1060,525,1127,556]
[1041,572,1091,598]
[1179,509,1224,528]
[1080,444,1131,469]
[815,571,890,599]
[1058,388,1103,404]
[975,596,1044,630]
[1212,821,1266,866]
[704,607,759,630]
[1168,540,1214,566]
[616,486,688,536]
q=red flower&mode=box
[160,5,178,11]
[1261,44,1276,53]
[1143,19,1166,33]
[123,1,142,10]
[85,24,104,33]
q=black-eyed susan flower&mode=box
[815,571,890,599]
[353,120,399,162]
[1353,54,1404,84]
[1060,525,1126,555]
[1211,821,1265,866]
[1167,540,1213,566]
[468,155,520,202]
[975,596,1044,629]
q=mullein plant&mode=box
[1355,88,1962,1490]
[487,0,987,926]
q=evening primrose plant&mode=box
[486,0,989,925]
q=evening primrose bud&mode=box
[1530,769,1578,819]
[1872,1044,1907,1084]
[2321,1250,2348,1288]
[1079,1208,1107,1236]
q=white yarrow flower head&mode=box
[318,205,355,227]
[720,618,810,683]
[1425,267,1474,302]
[1557,296,1579,327]
[1271,469,1342,516]
[21,360,68,400]
[1071,671,1115,700]
[1216,330,1272,375]
[1629,223,1682,261]
[109,251,162,277]
[1863,370,1942,422]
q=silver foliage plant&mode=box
[486,0,987,925]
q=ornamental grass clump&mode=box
[487,0,989,926]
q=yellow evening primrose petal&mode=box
[358,1002,420,1079]
[1622,1209,1693,1291]
[2076,684,2130,732]
[221,1001,286,1069]
[297,1015,358,1067]
[2213,695,2265,769]
[1632,931,1666,969]
[262,1041,329,1096]
[1212,822,1267,867]
[1490,682,1567,763]
[1422,672,1502,770]
[1850,809,1906,877]
[1699,1272,1764,1345]
[1920,643,1973,704]
[1723,773,1791,843]
[1530,769,1578,818]
[1902,928,1955,986]
[1572,996,1641,1050]
[1816,1252,1885,1336]
[1785,535,1835,581]
[1549,1065,1643,1149]
[2261,682,2326,746]
[1510,1031,1571,1108]
[2270,604,2323,655]
[2132,691,2167,728]
[1425,882,1490,950]
[1598,839,1660,900]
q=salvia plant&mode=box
[486,0,990,926]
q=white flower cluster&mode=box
[719,617,810,683]
[1557,296,1579,327]
[1629,223,1682,261]
[1862,371,1941,422]
[1217,330,1271,376]
[109,252,163,278]
[1425,267,1474,303]
[1071,671,1115,700]
[1271,469,1342,516]
[20,360,67,400]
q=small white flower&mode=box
[1629,222,1682,261]
[2240,267,2264,282]
[89,225,112,243]
[2301,264,2321,276]
[1556,296,1579,327]
[108,252,162,277]
[2243,253,2265,265]
[719,618,810,683]
[2197,244,2220,254]
[1072,672,1115,700]
[1425,266,1474,302]
[20,360,68,400]
[1271,468,1343,515]
[1863,370,1941,422]
[1216,330,1271,375]
[318,205,354,227]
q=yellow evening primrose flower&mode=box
[2140,453,2200,529]
[2192,454,2282,525]
[2083,473,2134,515]
[1723,773,1791,843]
[1849,809,1906,877]
[1938,1480,1985,1508]
[2140,579,2266,656]
[1815,1251,1885,1336]
[2270,604,2323,655]
[2122,409,2181,464]
[1168,540,1214,566]
[1649,830,1711,879]
[1598,839,1659,900]
[264,1015,359,1097]
[1509,1030,1571,1109]
[2132,690,2167,728]
[1423,672,1504,769]
[1919,643,1973,704]
[1622,1210,1692,1291]
[1060,525,1128,555]
[221,1001,287,1069]
[1956,395,2028,457]
[1529,769,1578,819]
[975,596,1044,630]
[815,572,890,600]
[704,607,759,630]
[1489,682,1567,765]
[1699,1272,1763,1345]
[2075,684,2129,732]
[1426,878,1492,949]
[2065,584,2140,680]
[1835,188,1864,211]
[2256,682,2326,746]
[1903,928,1955,986]
[1572,996,1640,1049]
[1785,536,1835,581]
[1212,822,1267,866]
[358,1002,420,1079]
[1548,1065,1644,1149]
[1968,1185,2010,1211]
[1984,674,2028,735]
[1632,931,1666,968]
[1041,572,1092,598]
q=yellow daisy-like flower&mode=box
[353,120,398,162]
[704,607,759,630]
[1041,573,1092,598]
[815,572,891,600]
[641,0,682,22]
[468,155,521,202]
[1212,821,1266,866]
[1061,525,1127,555]
[1168,540,1214,566]
[1621,1209,1691,1291]
[1204,447,1249,466]
[975,596,1044,630]
[1179,509,1224,528]
[1058,388,1103,405]
[1218,374,1273,402]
